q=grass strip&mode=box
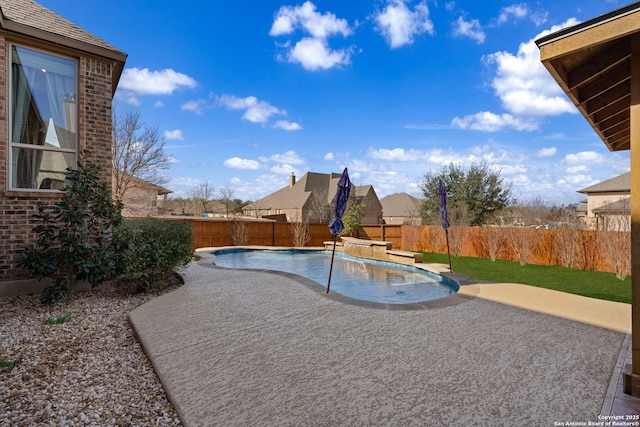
[422,252,631,304]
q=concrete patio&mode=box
[129,254,637,426]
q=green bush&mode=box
[17,161,123,305]
[113,218,193,293]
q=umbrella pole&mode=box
[445,228,452,272]
[327,235,338,293]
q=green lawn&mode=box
[422,252,631,304]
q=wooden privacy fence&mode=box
[163,217,334,249]
[163,218,627,275]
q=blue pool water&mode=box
[211,249,458,304]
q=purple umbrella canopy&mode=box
[328,168,352,236]
[327,168,352,293]
[438,179,450,230]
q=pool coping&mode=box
[195,247,481,311]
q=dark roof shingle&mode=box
[1,0,124,54]
[0,0,127,92]
[577,172,630,194]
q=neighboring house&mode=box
[244,172,383,224]
[0,0,126,286]
[577,172,630,230]
[380,193,422,225]
[115,173,172,217]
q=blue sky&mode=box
[39,0,631,205]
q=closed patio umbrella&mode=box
[438,179,452,272]
[327,168,352,293]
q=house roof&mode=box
[116,171,172,195]
[246,172,372,210]
[577,172,630,194]
[593,196,631,214]
[0,0,127,93]
[380,193,421,217]
[536,2,640,152]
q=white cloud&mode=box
[480,148,526,164]
[497,4,528,25]
[563,151,606,165]
[483,19,580,117]
[287,37,352,71]
[453,17,485,44]
[367,147,425,162]
[495,164,528,175]
[269,150,305,165]
[557,174,594,186]
[119,68,197,95]
[270,1,353,71]
[164,129,184,140]
[181,99,206,115]
[565,165,588,174]
[453,19,580,131]
[270,1,352,38]
[223,157,261,170]
[451,111,539,132]
[536,147,557,157]
[374,0,434,48]
[216,94,286,123]
[273,120,303,131]
[270,164,298,175]
[118,94,140,106]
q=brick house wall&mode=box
[0,51,115,283]
[0,27,124,286]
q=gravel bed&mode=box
[0,281,183,426]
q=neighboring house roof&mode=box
[593,197,631,215]
[577,172,630,194]
[130,176,172,196]
[353,184,379,203]
[246,172,377,211]
[0,0,127,93]
[246,172,337,210]
[380,193,421,217]
[115,171,172,195]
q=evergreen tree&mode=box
[420,162,514,226]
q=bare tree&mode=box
[191,182,213,214]
[309,188,331,223]
[428,226,442,253]
[504,226,541,266]
[483,226,504,262]
[403,205,422,225]
[600,199,631,279]
[112,110,170,202]
[231,219,250,246]
[219,186,235,218]
[245,196,269,219]
[575,230,600,271]
[444,202,471,257]
[448,226,466,258]
[289,213,310,247]
[554,211,581,268]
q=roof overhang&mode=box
[0,9,127,95]
[536,2,640,152]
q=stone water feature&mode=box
[323,237,422,266]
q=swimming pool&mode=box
[210,248,458,304]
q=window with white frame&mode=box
[10,45,77,190]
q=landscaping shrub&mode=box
[113,218,193,293]
[17,161,123,305]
